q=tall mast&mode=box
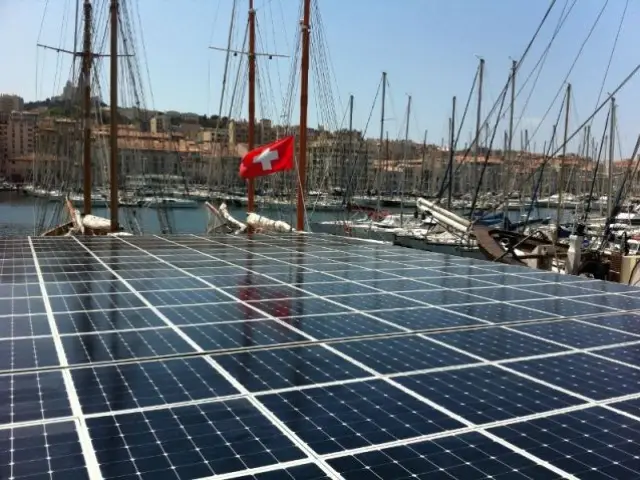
[109,0,119,232]
[247,0,256,213]
[473,57,484,193]
[399,95,411,227]
[296,0,311,231]
[607,97,615,217]
[555,82,571,242]
[346,94,353,191]
[81,0,92,215]
[375,72,387,212]
[420,129,427,194]
[447,96,456,210]
[504,59,516,225]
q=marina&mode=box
[3,0,640,477]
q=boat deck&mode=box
[3,233,640,479]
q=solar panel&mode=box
[1,232,640,479]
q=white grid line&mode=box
[14,234,640,480]
[81,236,344,480]
[28,236,103,480]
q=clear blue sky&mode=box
[1,0,639,157]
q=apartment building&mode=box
[0,94,24,113]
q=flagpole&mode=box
[296,0,311,231]
[247,0,256,213]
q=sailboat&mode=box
[39,0,123,236]
[205,0,310,235]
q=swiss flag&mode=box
[239,136,295,179]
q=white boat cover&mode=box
[247,213,292,233]
[82,214,111,231]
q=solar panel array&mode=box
[3,232,640,479]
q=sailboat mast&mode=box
[419,129,427,194]
[504,59,516,225]
[447,96,456,210]
[296,0,311,231]
[399,95,411,227]
[607,97,615,217]
[82,0,92,215]
[346,94,353,192]
[555,82,571,242]
[109,0,119,232]
[375,72,387,212]
[473,58,484,197]
[247,0,256,213]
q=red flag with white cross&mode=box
[239,136,295,179]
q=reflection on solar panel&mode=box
[2,232,640,479]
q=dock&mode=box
[3,233,640,479]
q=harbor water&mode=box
[0,191,574,237]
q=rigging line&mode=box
[513,0,577,133]
[590,0,628,120]
[508,60,640,212]
[437,66,480,200]
[132,0,155,111]
[227,20,248,120]
[549,61,640,160]
[71,0,80,81]
[523,97,567,226]
[527,0,610,147]
[602,135,640,245]
[207,0,223,46]
[471,0,559,140]
[346,85,381,199]
[52,0,71,99]
[266,0,286,111]
[313,0,343,118]
[584,109,611,222]
[468,86,509,220]
[35,0,52,100]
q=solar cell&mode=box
[490,407,640,479]
[331,335,479,374]
[511,298,619,317]
[0,421,88,480]
[53,307,168,335]
[260,380,464,454]
[1,371,71,424]
[0,313,51,338]
[328,432,562,479]
[3,232,640,480]
[215,344,371,391]
[87,399,307,479]
[513,319,640,348]
[508,353,640,400]
[0,337,58,371]
[368,306,485,331]
[72,357,238,414]
[445,302,559,323]
[430,326,568,360]
[61,329,196,365]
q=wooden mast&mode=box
[296,0,311,231]
[109,0,119,232]
[247,0,256,213]
[81,0,92,215]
